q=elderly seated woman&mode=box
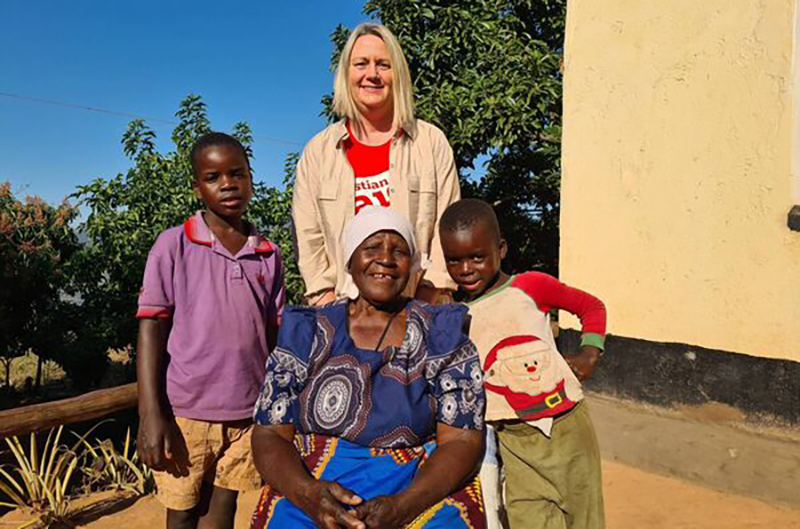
[250,207,486,529]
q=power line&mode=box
[0,91,304,147]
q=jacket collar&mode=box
[183,211,275,254]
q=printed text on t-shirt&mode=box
[355,171,391,214]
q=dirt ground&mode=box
[588,395,800,510]
[601,461,800,528]
[3,459,798,528]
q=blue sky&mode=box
[0,0,371,206]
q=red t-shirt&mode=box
[344,123,392,214]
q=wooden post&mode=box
[0,383,138,439]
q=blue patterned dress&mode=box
[251,300,486,528]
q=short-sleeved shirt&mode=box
[253,300,484,448]
[137,211,285,421]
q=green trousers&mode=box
[496,401,605,529]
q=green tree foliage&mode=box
[247,152,304,304]
[71,95,301,377]
[330,0,566,274]
[0,184,80,389]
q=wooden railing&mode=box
[0,383,138,439]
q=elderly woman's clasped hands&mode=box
[296,481,409,528]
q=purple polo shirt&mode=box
[137,211,285,421]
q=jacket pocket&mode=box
[408,173,437,253]
[315,177,344,248]
[318,178,340,201]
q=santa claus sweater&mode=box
[467,272,606,436]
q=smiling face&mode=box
[348,34,394,116]
[349,230,412,305]
[192,144,253,220]
[441,221,508,301]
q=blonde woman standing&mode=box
[293,22,460,305]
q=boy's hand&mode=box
[414,280,439,303]
[311,290,337,307]
[566,345,602,381]
[137,411,187,474]
[415,280,454,304]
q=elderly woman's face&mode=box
[350,230,411,304]
[349,35,393,115]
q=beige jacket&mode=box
[293,119,460,301]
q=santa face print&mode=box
[484,337,558,397]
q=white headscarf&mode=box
[341,207,420,299]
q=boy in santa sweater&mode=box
[439,199,607,529]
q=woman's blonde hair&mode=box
[333,22,415,131]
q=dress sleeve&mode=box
[512,272,607,349]
[253,307,316,426]
[136,232,175,319]
[425,304,485,430]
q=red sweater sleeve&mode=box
[511,272,607,337]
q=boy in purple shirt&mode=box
[136,132,285,529]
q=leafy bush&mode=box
[0,184,80,391]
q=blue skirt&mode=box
[250,434,486,528]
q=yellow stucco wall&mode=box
[560,0,800,361]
